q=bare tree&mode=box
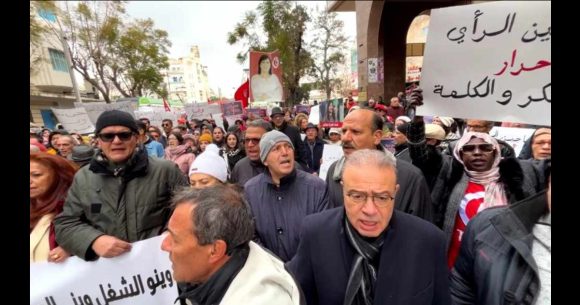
[309,8,348,99]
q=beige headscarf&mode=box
[453,132,508,208]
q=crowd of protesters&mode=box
[30,88,551,304]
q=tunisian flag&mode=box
[234,80,249,109]
[162,98,172,112]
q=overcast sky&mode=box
[125,1,356,98]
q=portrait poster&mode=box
[319,98,345,128]
[249,50,284,103]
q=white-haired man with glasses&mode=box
[288,149,450,305]
[54,110,189,261]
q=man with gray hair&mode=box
[244,130,328,262]
[289,149,450,305]
[56,134,77,160]
[162,185,302,305]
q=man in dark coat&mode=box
[244,130,328,262]
[303,123,324,174]
[325,109,433,223]
[288,149,450,305]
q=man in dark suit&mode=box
[288,149,450,305]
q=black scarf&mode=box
[343,217,385,305]
[177,244,250,305]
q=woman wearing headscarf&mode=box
[406,117,547,268]
[518,127,551,160]
[30,153,79,263]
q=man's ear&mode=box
[373,129,383,146]
[208,240,228,263]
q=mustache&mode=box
[342,142,354,149]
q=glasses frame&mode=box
[460,143,495,153]
[345,191,395,207]
[98,131,135,143]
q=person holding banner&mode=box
[251,54,283,102]
[54,110,189,261]
[162,185,302,305]
[30,153,79,263]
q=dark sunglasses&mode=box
[244,138,261,145]
[98,132,134,142]
[461,143,494,153]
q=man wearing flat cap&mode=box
[244,130,328,262]
[54,110,189,261]
[303,123,324,175]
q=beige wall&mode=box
[30,35,73,90]
[354,0,472,101]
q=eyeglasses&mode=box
[244,138,261,145]
[345,191,394,207]
[461,143,494,153]
[98,132,134,142]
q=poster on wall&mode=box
[367,58,378,83]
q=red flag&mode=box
[234,79,250,109]
[162,98,172,112]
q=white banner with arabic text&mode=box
[420,1,550,126]
[30,235,177,305]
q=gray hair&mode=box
[342,149,397,178]
[171,185,254,252]
[246,119,273,132]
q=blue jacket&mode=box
[144,137,165,158]
[287,208,451,305]
[244,169,328,262]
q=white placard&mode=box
[75,101,136,125]
[224,114,243,128]
[184,103,222,120]
[212,113,226,130]
[30,235,177,305]
[51,108,95,134]
[419,1,550,126]
[490,126,535,157]
[318,144,344,181]
[308,105,320,125]
[134,109,180,129]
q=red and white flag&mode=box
[234,79,250,109]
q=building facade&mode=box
[30,8,102,129]
[327,0,478,102]
[161,46,211,104]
